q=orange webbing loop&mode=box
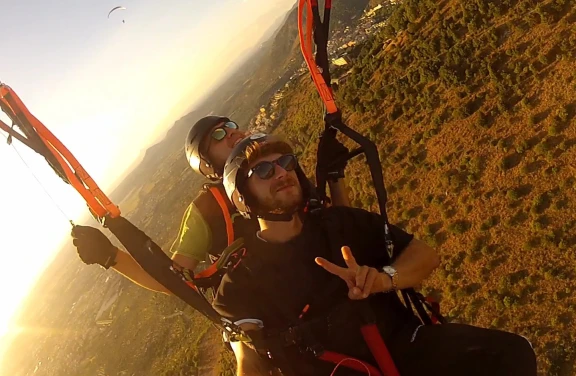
[297,0,338,114]
[208,185,235,246]
[192,186,236,280]
[0,84,120,219]
[194,261,220,280]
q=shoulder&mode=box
[319,206,409,232]
[192,183,222,206]
[180,200,209,227]
[316,206,384,228]
[315,206,414,254]
[191,183,227,223]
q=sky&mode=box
[0,0,295,356]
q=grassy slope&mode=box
[273,0,576,374]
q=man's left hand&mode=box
[315,246,390,300]
[316,131,349,181]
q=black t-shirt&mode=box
[213,206,421,375]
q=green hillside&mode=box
[273,0,576,375]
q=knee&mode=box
[506,332,536,360]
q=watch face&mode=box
[383,266,396,276]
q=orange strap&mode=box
[297,0,338,114]
[193,186,235,279]
[0,84,120,219]
[208,185,235,246]
[193,263,219,280]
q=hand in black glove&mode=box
[316,130,349,182]
[71,225,118,269]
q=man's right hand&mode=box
[71,225,118,269]
[315,246,390,299]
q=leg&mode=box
[396,323,537,376]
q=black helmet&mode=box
[223,133,318,221]
[185,115,230,180]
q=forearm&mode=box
[328,178,351,207]
[376,238,440,292]
[112,250,172,294]
[232,339,276,376]
[237,361,276,376]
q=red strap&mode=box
[319,350,382,376]
[360,324,400,376]
[425,296,442,324]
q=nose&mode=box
[226,129,244,148]
[226,128,243,138]
[273,164,288,179]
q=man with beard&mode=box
[213,134,537,376]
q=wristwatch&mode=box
[382,266,398,291]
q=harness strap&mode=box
[310,0,333,88]
[208,185,235,246]
[360,324,400,376]
[298,0,338,114]
[193,240,246,280]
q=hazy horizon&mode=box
[0,0,296,359]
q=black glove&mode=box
[71,225,118,269]
[316,130,350,182]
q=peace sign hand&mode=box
[315,246,388,300]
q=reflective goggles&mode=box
[211,121,239,141]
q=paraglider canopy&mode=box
[107,6,126,22]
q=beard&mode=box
[257,176,303,215]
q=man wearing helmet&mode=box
[213,134,537,376]
[71,116,350,294]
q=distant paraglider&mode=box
[108,6,126,23]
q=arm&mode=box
[73,199,210,295]
[172,253,200,270]
[232,341,269,376]
[112,224,208,293]
[231,324,279,376]
[328,178,351,207]
[112,251,172,294]
[72,225,172,294]
[316,240,439,298]
[107,227,204,294]
[168,201,212,271]
[386,238,440,291]
[315,211,439,298]
[213,274,276,375]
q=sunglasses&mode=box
[211,121,239,141]
[248,154,298,180]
